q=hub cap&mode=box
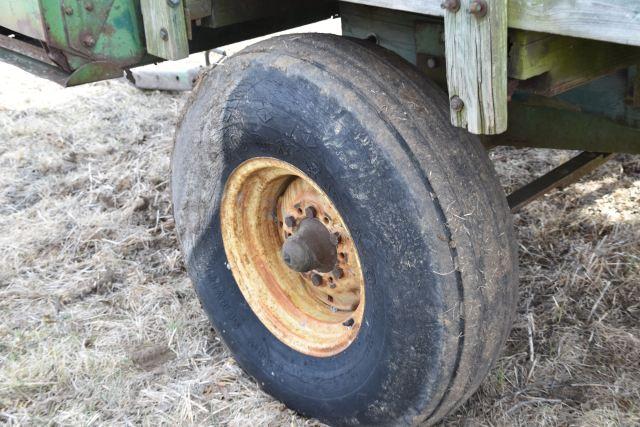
[220,158,365,357]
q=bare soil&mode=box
[1,31,639,426]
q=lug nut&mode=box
[284,216,296,228]
[440,0,460,12]
[311,273,323,286]
[332,267,344,280]
[305,206,317,218]
[343,318,355,327]
[469,0,487,17]
[450,96,464,112]
[82,35,95,48]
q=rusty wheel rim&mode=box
[220,158,365,357]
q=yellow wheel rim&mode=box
[220,158,365,357]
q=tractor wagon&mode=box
[1,1,638,425]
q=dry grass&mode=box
[1,45,639,426]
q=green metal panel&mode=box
[39,0,146,66]
[1,0,147,85]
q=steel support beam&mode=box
[507,152,613,212]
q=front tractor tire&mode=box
[172,33,518,426]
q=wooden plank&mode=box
[486,98,640,154]
[509,31,640,96]
[508,0,640,48]
[341,2,419,64]
[342,0,640,47]
[444,0,508,134]
[203,0,333,29]
[140,0,189,60]
[185,0,212,20]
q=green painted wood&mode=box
[203,0,333,30]
[185,0,212,20]
[342,0,640,47]
[140,0,189,60]
[444,0,508,135]
[509,30,640,96]
[341,2,419,64]
[486,98,640,154]
[415,21,447,89]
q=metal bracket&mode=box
[507,152,613,212]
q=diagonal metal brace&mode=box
[507,152,613,212]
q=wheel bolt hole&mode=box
[339,252,346,260]
[284,215,296,228]
[311,273,323,286]
[305,206,317,218]
[327,295,334,303]
[323,217,330,224]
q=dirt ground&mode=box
[1,21,640,426]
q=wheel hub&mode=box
[220,158,365,357]
[281,217,337,273]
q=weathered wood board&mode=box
[343,0,640,47]
[140,0,189,60]
[444,0,508,134]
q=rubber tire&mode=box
[172,33,518,426]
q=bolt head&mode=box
[160,28,169,41]
[167,0,181,7]
[450,96,464,112]
[426,56,438,69]
[342,318,355,327]
[440,0,460,12]
[304,206,317,218]
[469,0,487,17]
[311,273,323,286]
[284,215,296,228]
[64,6,74,15]
[84,2,94,11]
[82,35,96,48]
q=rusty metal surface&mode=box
[0,46,69,85]
[220,158,365,357]
[0,34,56,66]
